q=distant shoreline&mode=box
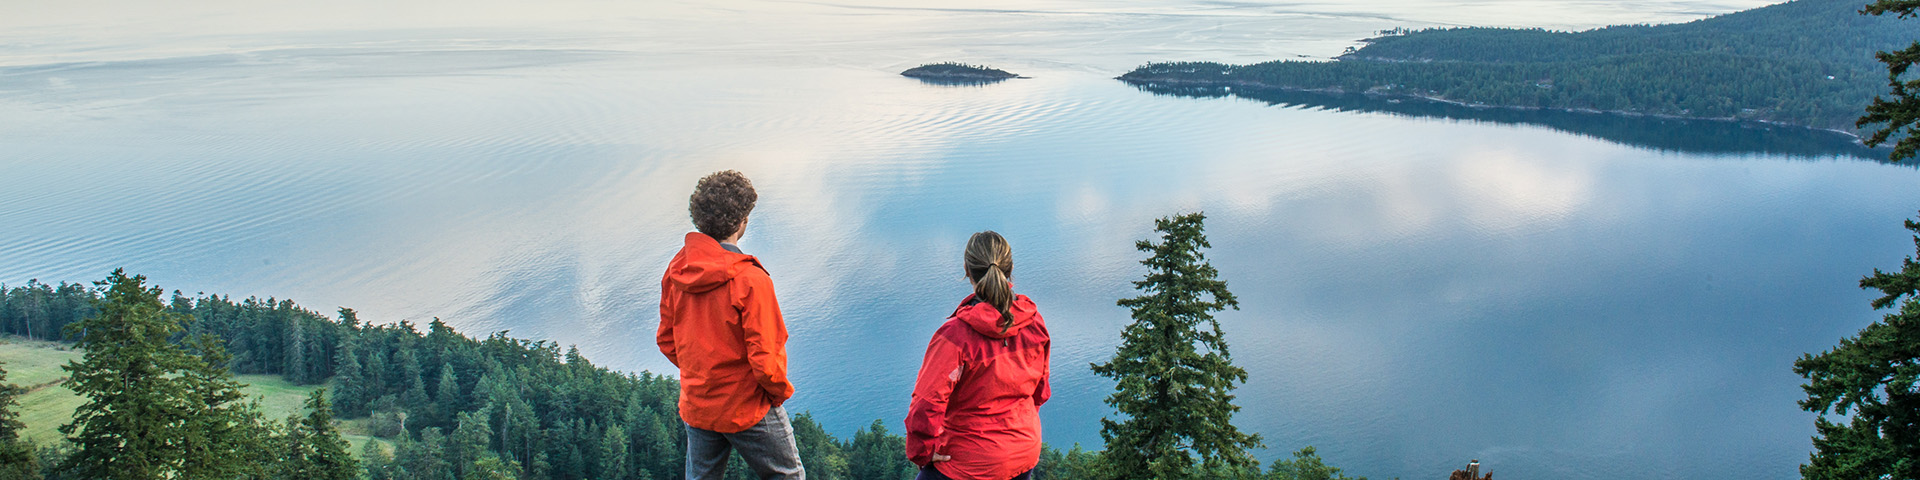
[1110,0,1917,146]
[1116,75,1868,141]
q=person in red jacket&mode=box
[659,170,804,480]
[906,231,1051,480]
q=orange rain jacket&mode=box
[658,232,795,433]
[906,294,1051,480]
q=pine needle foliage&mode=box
[275,388,359,480]
[179,334,273,479]
[1264,446,1365,480]
[1092,213,1263,480]
[0,363,38,479]
[55,269,277,480]
[1794,213,1920,480]
[1861,0,1920,161]
[57,269,199,480]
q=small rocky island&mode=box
[901,63,1022,83]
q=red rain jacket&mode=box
[906,294,1051,480]
[658,232,795,433]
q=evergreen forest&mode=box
[0,215,1365,480]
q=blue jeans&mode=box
[686,405,805,480]
[915,465,1032,480]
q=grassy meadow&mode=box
[0,336,385,456]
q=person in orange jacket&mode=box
[659,170,804,480]
[906,231,1051,480]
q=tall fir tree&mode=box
[451,406,494,478]
[1860,0,1920,161]
[339,307,363,331]
[596,424,630,480]
[0,362,39,480]
[1091,213,1263,479]
[301,388,361,480]
[365,348,391,403]
[1794,212,1920,480]
[58,269,197,480]
[399,349,431,424]
[287,310,309,384]
[431,362,462,432]
[334,339,369,417]
[179,334,273,479]
[273,389,358,480]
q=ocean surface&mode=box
[5,0,1919,478]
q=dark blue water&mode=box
[4,1,1918,478]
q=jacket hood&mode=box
[951,293,1038,339]
[666,232,764,294]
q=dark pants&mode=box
[686,405,805,480]
[915,465,1032,480]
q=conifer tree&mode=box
[1794,212,1920,480]
[627,402,679,480]
[597,423,630,480]
[339,307,362,331]
[58,269,197,480]
[792,412,847,480]
[303,389,361,480]
[1091,213,1263,479]
[287,312,309,383]
[0,363,39,480]
[1060,444,1108,480]
[274,389,358,480]
[179,334,272,479]
[465,455,520,480]
[334,341,369,417]
[846,419,913,480]
[434,362,461,428]
[273,416,312,478]
[1263,447,1363,480]
[406,428,456,480]
[399,350,431,422]
[1860,0,1920,161]
[365,439,397,480]
[365,347,388,390]
[451,406,493,478]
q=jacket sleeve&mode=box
[905,333,962,467]
[657,276,679,368]
[1034,335,1051,407]
[736,273,795,405]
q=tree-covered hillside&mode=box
[1118,0,1920,131]
[2,252,1374,479]
[0,279,914,480]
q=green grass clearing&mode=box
[0,335,377,457]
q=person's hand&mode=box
[930,454,952,463]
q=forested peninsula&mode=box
[1118,0,1918,133]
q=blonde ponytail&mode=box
[964,231,1016,333]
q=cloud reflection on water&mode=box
[2,1,1918,479]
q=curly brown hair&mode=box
[689,170,757,240]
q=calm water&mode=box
[5,0,1920,478]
